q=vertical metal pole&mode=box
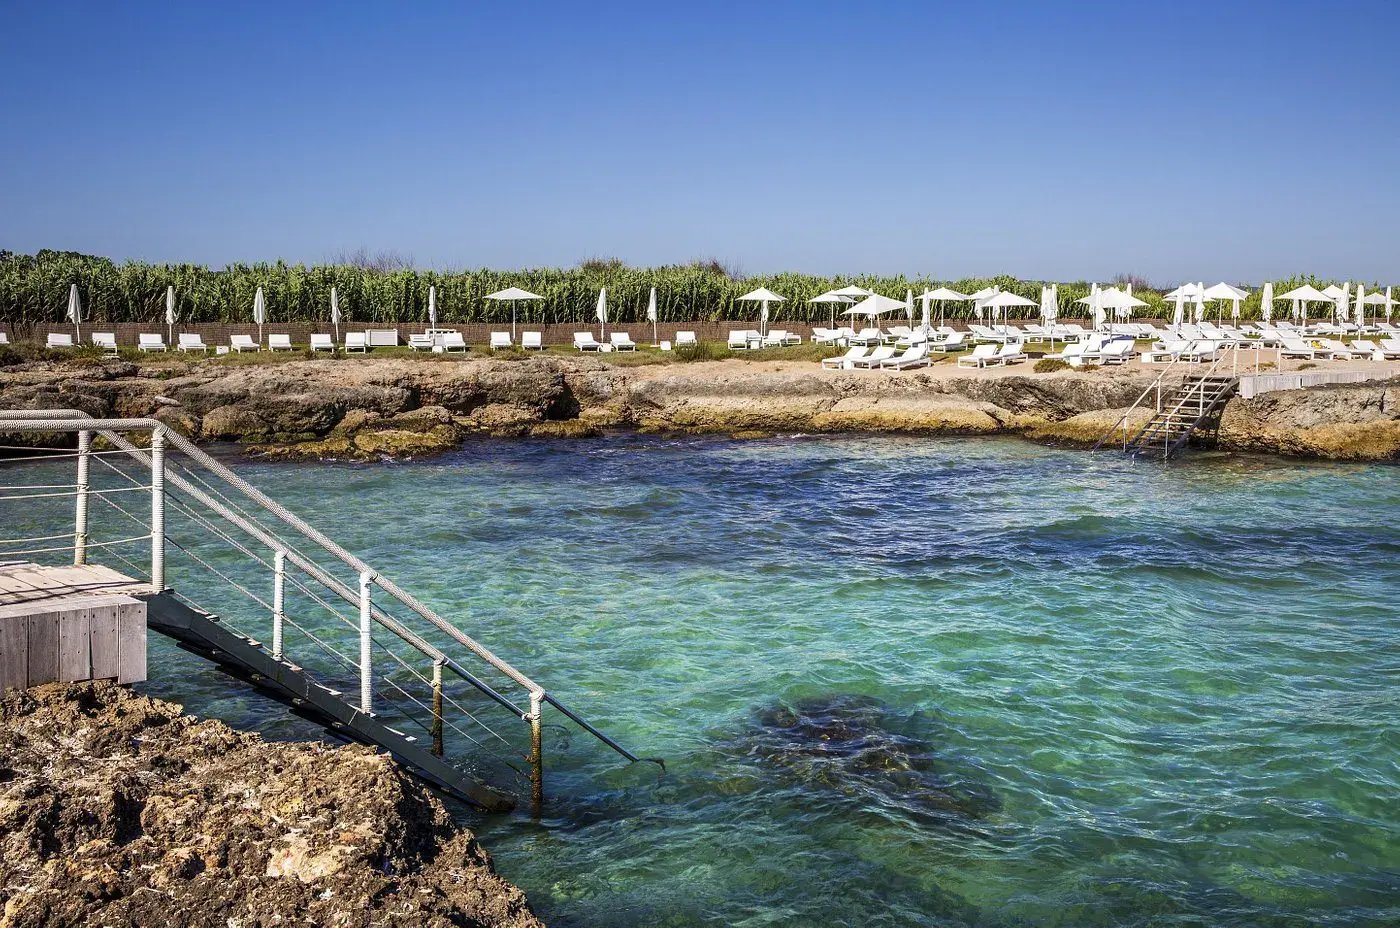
[358,571,373,714]
[271,549,286,661]
[431,659,445,757]
[529,691,544,815]
[73,430,90,565]
[149,428,165,592]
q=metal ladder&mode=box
[0,409,661,813]
[1121,374,1239,459]
[1091,348,1243,460]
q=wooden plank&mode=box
[0,614,26,692]
[58,607,92,682]
[115,601,146,684]
[27,612,60,686]
[90,606,119,680]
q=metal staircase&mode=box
[0,409,660,814]
[1091,350,1241,460]
[1120,374,1239,459]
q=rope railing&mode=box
[0,409,660,808]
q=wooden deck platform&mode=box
[0,561,147,690]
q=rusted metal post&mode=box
[271,549,286,661]
[431,658,445,757]
[74,430,90,565]
[529,691,544,815]
[149,428,165,592]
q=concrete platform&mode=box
[0,561,147,690]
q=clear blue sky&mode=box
[3,1,1397,283]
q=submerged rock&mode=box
[717,694,1000,825]
[0,682,544,927]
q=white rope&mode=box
[0,533,150,557]
[0,530,78,546]
[0,484,150,501]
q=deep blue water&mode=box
[5,433,1398,926]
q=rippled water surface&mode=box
[13,434,1400,926]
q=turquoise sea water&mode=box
[7,434,1400,926]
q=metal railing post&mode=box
[73,430,90,565]
[529,691,544,815]
[431,659,445,757]
[359,570,374,714]
[271,549,286,661]
[149,428,165,592]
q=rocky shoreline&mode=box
[0,355,1397,461]
[0,682,543,927]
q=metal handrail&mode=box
[0,410,661,806]
[1089,352,1188,452]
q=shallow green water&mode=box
[8,435,1399,926]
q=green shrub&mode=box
[675,341,724,363]
[1033,358,1069,373]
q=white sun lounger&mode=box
[490,332,513,350]
[138,333,167,352]
[575,332,604,351]
[995,342,1027,364]
[442,332,467,352]
[522,332,543,350]
[268,334,293,351]
[178,333,209,353]
[1279,338,1318,359]
[822,346,870,369]
[46,333,74,348]
[610,332,638,351]
[957,343,1001,367]
[880,343,931,369]
[674,331,697,347]
[408,333,435,351]
[91,332,118,355]
[846,327,882,347]
[848,345,898,368]
[310,334,334,351]
[928,332,967,353]
[230,334,258,352]
[344,332,368,353]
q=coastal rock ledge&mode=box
[1,356,1398,460]
[0,682,544,928]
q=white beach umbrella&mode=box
[983,291,1037,330]
[1260,281,1273,323]
[842,293,909,330]
[809,291,853,328]
[1362,288,1391,329]
[1192,283,1206,325]
[922,286,971,328]
[831,285,871,299]
[967,286,998,324]
[905,288,915,327]
[595,287,608,340]
[1388,286,1394,321]
[646,287,658,345]
[919,290,931,332]
[1041,284,1060,330]
[330,286,342,342]
[253,286,267,343]
[165,285,176,342]
[1321,284,1344,299]
[737,287,786,336]
[427,285,438,327]
[1172,290,1185,328]
[485,286,543,340]
[1334,282,1350,322]
[1353,284,1366,328]
[1203,282,1248,322]
[66,283,82,341]
[1277,283,1330,328]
